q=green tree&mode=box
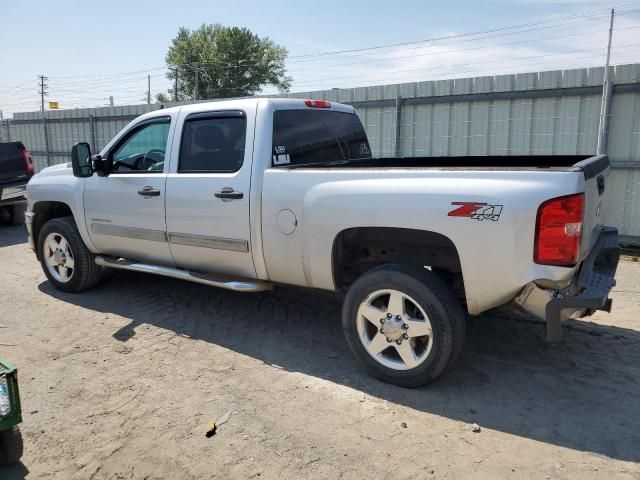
[165,24,291,100]
[155,92,170,103]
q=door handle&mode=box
[215,187,244,200]
[137,186,161,197]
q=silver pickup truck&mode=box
[25,98,619,387]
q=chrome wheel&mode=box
[43,232,75,283]
[356,289,433,370]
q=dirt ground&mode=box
[0,224,639,480]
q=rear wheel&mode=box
[342,264,466,387]
[37,216,102,292]
[0,426,23,465]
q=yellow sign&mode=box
[48,101,59,110]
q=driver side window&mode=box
[111,120,170,173]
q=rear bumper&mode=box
[0,182,27,206]
[545,226,620,341]
[514,227,619,342]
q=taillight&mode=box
[304,99,331,108]
[534,193,584,267]
[21,147,34,174]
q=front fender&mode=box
[27,166,97,253]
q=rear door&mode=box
[84,117,175,265]
[164,106,257,278]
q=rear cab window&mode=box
[272,109,371,167]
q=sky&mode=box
[1,0,639,117]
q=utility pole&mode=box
[109,96,114,107]
[38,74,48,112]
[38,74,51,166]
[234,61,238,97]
[233,60,246,97]
[193,64,200,101]
[597,8,615,155]
[1,110,10,142]
[147,75,151,105]
[174,68,179,102]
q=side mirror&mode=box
[71,142,93,178]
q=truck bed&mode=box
[281,154,606,177]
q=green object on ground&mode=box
[0,359,21,431]
[0,359,23,464]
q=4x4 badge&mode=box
[448,202,503,222]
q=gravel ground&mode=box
[0,224,639,480]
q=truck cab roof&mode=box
[138,97,356,122]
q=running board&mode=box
[94,256,272,292]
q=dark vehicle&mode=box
[0,142,34,225]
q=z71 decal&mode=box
[448,202,503,221]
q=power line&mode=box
[286,26,640,74]
[8,1,639,89]
[48,66,167,80]
[291,43,640,86]
[292,54,640,90]
[42,21,640,97]
[3,1,640,113]
[284,3,640,60]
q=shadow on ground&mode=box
[0,462,28,480]
[38,269,640,463]
[0,225,27,248]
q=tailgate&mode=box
[576,155,611,260]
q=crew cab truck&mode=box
[25,98,619,387]
[0,142,34,225]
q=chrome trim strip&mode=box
[168,232,249,253]
[95,256,271,292]
[91,223,167,243]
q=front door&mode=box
[165,108,256,278]
[84,117,175,265]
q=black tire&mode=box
[9,203,26,226]
[0,207,10,225]
[37,216,102,293]
[342,264,466,388]
[0,426,24,465]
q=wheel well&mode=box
[332,227,465,296]
[32,201,73,254]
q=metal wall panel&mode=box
[605,168,640,239]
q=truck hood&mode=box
[33,162,73,178]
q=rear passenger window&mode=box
[179,114,246,173]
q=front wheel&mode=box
[342,264,466,387]
[37,216,102,293]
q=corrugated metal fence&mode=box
[4,64,640,242]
